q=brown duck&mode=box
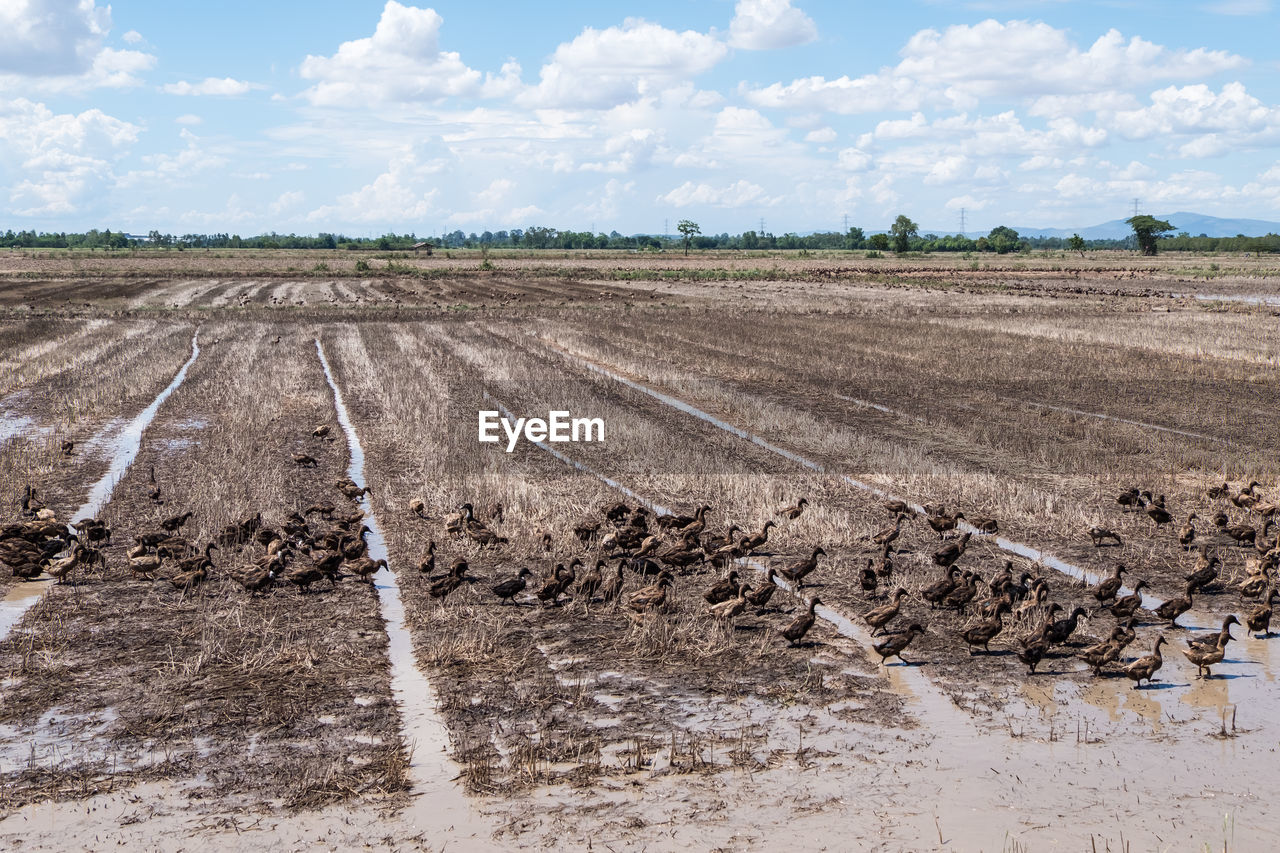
[776,547,825,589]
[627,571,674,613]
[738,521,777,554]
[746,569,780,609]
[933,532,972,568]
[781,597,822,646]
[863,587,907,636]
[1152,583,1194,627]
[492,567,533,604]
[708,585,752,623]
[703,570,741,605]
[1188,615,1239,654]
[1108,580,1148,619]
[431,559,469,601]
[778,498,808,520]
[1088,526,1123,547]
[873,514,907,546]
[1123,635,1166,688]
[349,556,388,583]
[920,566,960,609]
[1093,564,1126,604]
[873,623,926,665]
[927,511,965,538]
[1182,627,1232,678]
[1248,589,1278,637]
[960,602,1009,654]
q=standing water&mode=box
[0,331,201,643]
[313,339,491,844]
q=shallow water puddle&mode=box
[315,339,492,844]
[0,332,201,645]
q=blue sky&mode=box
[2,0,1278,236]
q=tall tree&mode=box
[1068,233,1086,257]
[1126,215,1175,256]
[889,215,918,253]
[677,219,700,255]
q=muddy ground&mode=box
[0,256,1278,850]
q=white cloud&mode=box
[729,0,818,51]
[269,191,305,215]
[299,2,485,106]
[175,114,203,125]
[0,0,153,90]
[524,18,728,108]
[1109,82,1280,145]
[657,179,775,208]
[745,20,1245,113]
[115,129,229,188]
[307,147,443,223]
[121,29,143,44]
[945,194,988,211]
[836,147,871,171]
[0,98,138,216]
[804,127,836,143]
[162,77,255,96]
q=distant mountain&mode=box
[912,212,1280,240]
[1009,212,1280,240]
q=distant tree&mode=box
[986,225,1021,254]
[1126,215,1175,256]
[889,215,918,253]
[845,226,865,250]
[1068,233,1086,257]
[867,233,890,251]
[740,229,760,250]
[677,219,700,255]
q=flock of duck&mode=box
[2,424,1276,693]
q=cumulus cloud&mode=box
[299,2,486,106]
[0,0,154,90]
[524,18,728,108]
[657,179,775,208]
[745,20,1245,113]
[0,97,138,215]
[307,148,444,223]
[115,129,230,189]
[1109,82,1280,143]
[162,77,256,96]
[729,0,818,50]
[804,127,836,143]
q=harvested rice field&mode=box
[1,250,1279,851]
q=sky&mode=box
[1,0,1278,237]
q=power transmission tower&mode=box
[1131,198,1141,217]
[759,217,766,236]
[843,213,849,232]
[664,219,668,240]
[959,207,966,237]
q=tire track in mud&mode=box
[0,330,201,641]
[554,316,1268,456]
[314,339,492,845]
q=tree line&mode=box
[3,221,1277,254]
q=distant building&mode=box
[411,241,433,255]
